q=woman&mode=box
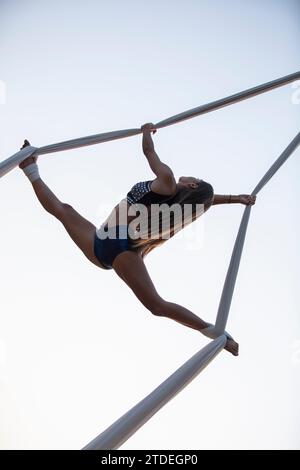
[19,123,256,356]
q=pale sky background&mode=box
[0,0,299,450]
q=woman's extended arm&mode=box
[212,194,256,206]
[142,123,156,155]
[141,123,176,193]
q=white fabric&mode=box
[83,335,226,450]
[0,145,37,178]
[22,162,40,183]
[1,71,299,179]
[0,71,299,450]
[201,323,233,340]
[84,130,300,450]
[214,131,300,335]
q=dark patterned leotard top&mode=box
[126,180,174,206]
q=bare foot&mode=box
[225,338,239,356]
[201,322,239,356]
[19,140,38,169]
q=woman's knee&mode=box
[54,202,74,219]
[147,298,168,317]
[61,203,74,214]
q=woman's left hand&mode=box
[239,194,256,206]
[141,123,157,134]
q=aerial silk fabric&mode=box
[82,74,300,449]
[1,71,299,449]
[1,71,299,179]
[83,130,300,450]
[83,335,226,450]
[214,131,300,335]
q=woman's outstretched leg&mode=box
[113,250,239,356]
[19,141,104,268]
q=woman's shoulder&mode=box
[149,179,177,196]
[129,179,153,191]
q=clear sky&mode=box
[0,0,299,450]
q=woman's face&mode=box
[178,176,201,189]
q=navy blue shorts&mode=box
[94,225,131,270]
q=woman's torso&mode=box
[99,179,178,234]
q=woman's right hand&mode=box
[19,139,38,169]
[141,123,157,134]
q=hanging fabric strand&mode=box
[214,131,300,335]
[82,131,299,449]
[0,71,299,178]
[83,336,226,450]
[1,71,298,449]
[155,71,300,128]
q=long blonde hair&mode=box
[128,180,214,259]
